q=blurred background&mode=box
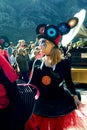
[0,0,87,44]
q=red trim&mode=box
[54,35,62,45]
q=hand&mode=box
[73,95,81,108]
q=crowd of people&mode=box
[1,39,40,82]
[0,11,87,130]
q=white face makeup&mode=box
[38,38,47,49]
[38,38,55,56]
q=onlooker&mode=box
[17,39,26,49]
[10,49,17,70]
[24,47,31,67]
[7,42,15,56]
[16,48,29,83]
[0,40,10,62]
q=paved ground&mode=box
[76,84,87,104]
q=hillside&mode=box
[0,0,87,44]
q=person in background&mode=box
[10,49,17,71]
[16,48,29,83]
[34,37,39,46]
[0,39,10,62]
[24,47,31,68]
[17,39,26,49]
[7,42,15,56]
[25,23,87,130]
[28,40,35,52]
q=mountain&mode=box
[0,0,87,44]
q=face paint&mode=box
[39,38,47,48]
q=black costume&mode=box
[25,58,87,130]
[30,58,76,117]
[25,10,87,129]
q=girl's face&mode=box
[38,38,55,55]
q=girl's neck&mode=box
[41,56,56,70]
[43,56,53,67]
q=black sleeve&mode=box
[63,59,77,95]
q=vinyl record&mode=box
[44,25,59,40]
[58,23,71,35]
[67,17,79,28]
[36,24,46,35]
[61,9,86,46]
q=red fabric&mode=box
[25,105,87,130]
[0,84,9,109]
[0,54,18,83]
[54,35,62,46]
[0,49,10,60]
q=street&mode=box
[76,85,87,104]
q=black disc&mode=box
[67,17,79,28]
[44,25,59,40]
[36,24,46,35]
[58,22,71,35]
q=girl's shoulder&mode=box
[60,58,71,65]
[56,58,71,70]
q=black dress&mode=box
[29,58,77,117]
[25,58,87,130]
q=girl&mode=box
[25,20,87,130]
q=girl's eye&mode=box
[41,40,46,47]
[39,39,47,47]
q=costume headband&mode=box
[36,17,79,46]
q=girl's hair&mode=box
[50,47,63,66]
